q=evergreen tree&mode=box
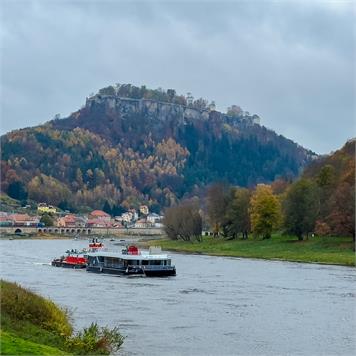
[102,200,112,215]
[7,181,28,201]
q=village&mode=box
[0,203,164,230]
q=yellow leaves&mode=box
[250,184,282,238]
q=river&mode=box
[0,239,355,355]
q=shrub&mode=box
[66,323,125,355]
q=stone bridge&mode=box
[0,226,164,237]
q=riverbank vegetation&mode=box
[201,152,354,243]
[0,280,124,355]
[155,235,355,266]
[162,141,355,264]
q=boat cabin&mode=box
[86,245,176,277]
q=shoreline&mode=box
[142,235,355,267]
[159,247,356,267]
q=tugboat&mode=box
[51,239,104,269]
[51,249,87,269]
[86,245,176,277]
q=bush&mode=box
[66,323,125,355]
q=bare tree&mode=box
[163,201,202,241]
[206,183,230,236]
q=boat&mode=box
[86,245,176,277]
[51,249,88,269]
[51,240,104,269]
[89,238,104,249]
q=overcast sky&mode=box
[1,0,355,154]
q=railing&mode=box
[141,265,175,270]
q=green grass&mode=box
[152,234,355,266]
[0,330,69,355]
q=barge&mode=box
[86,245,176,277]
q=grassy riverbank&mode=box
[0,280,124,355]
[150,235,355,267]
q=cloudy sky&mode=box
[1,0,354,154]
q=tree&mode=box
[163,202,202,241]
[327,182,355,244]
[225,188,251,239]
[283,179,319,240]
[40,213,54,227]
[250,185,281,239]
[316,164,336,219]
[206,183,230,236]
[227,105,243,117]
[7,181,28,201]
[102,201,112,215]
[167,89,176,102]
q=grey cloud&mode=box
[1,0,354,154]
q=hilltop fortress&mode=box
[84,93,261,127]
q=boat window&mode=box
[142,260,148,265]
[149,260,162,265]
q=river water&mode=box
[0,239,355,356]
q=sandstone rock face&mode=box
[85,94,256,127]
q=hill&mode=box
[1,84,315,212]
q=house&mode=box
[89,210,111,221]
[86,218,112,228]
[9,214,40,227]
[139,205,149,215]
[128,209,138,221]
[147,213,163,224]
[37,203,56,214]
[0,215,14,227]
[57,214,87,228]
[121,212,132,223]
[134,218,149,228]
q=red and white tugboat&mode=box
[51,239,104,269]
[51,249,88,269]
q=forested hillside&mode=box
[1,84,315,212]
[302,138,355,237]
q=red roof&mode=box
[9,214,32,222]
[63,214,76,223]
[90,210,110,217]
